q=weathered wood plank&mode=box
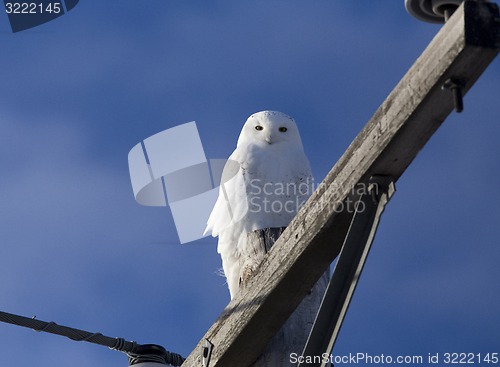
[182,2,500,366]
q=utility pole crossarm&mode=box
[182,2,500,367]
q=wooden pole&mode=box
[182,2,500,366]
[240,228,327,367]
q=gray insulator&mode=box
[405,0,465,23]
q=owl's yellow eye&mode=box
[279,127,287,132]
[255,125,263,131]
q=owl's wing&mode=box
[204,149,248,242]
[204,150,250,298]
[293,154,314,208]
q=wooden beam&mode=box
[182,2,500,366]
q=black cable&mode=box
[0,310,184,366]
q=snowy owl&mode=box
[205,111,313,299]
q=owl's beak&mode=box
[265,136,272,144]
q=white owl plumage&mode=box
[205,111,313,299]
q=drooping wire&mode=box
[0,310,185,366]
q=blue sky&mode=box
[1,1,499,366]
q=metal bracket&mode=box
[298,175,396,367]
[202,339,213,367]
[442,78,464,113]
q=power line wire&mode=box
[0,310,184,366]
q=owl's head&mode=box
[237,111,304,150]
